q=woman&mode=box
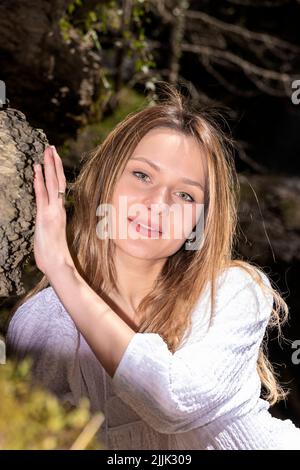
[6,82,300,450]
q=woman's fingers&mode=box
[33,145,67,210]
[44,146,59,205]
[50,145,67,208]
[51,145,67,193]
[33,163,49,210]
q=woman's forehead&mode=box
[130,129,208,185]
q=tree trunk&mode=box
[0,108,48,298]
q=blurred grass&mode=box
[0,358,105,450]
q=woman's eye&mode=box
[132,171,194,202]
[132,171,150,183]
[177,192,195,202]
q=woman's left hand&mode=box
[33,146,74,277]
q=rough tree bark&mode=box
[0,108,48,298]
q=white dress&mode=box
[6,266,300,449]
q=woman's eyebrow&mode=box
[130,156,205,192]
[131,156,161,171]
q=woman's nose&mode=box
[144,186,171,210]
[144,193,171,218]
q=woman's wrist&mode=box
[44,254,76,280]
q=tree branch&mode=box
[185,9,300,54]
[181,42,295,95]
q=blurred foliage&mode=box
[59,0,156,91]
[0,358,105,450]
[57,86,149,162]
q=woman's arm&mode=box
[33,146,136,379]
[47,261,136,378]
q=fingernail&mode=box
[50,145,56,153]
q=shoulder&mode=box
[217,265,271,289]
[6,286,78,353]
[213,265,274,320]
[186,266,273,344]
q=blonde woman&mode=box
[6,83,300,450]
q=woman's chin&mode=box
[112,237,185,260]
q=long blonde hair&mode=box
[11,81,290,406]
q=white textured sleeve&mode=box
[112,267,274,434]
[6,288,80,404]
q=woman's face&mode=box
[108,127,207,259]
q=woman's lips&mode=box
[127,217,163,237]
